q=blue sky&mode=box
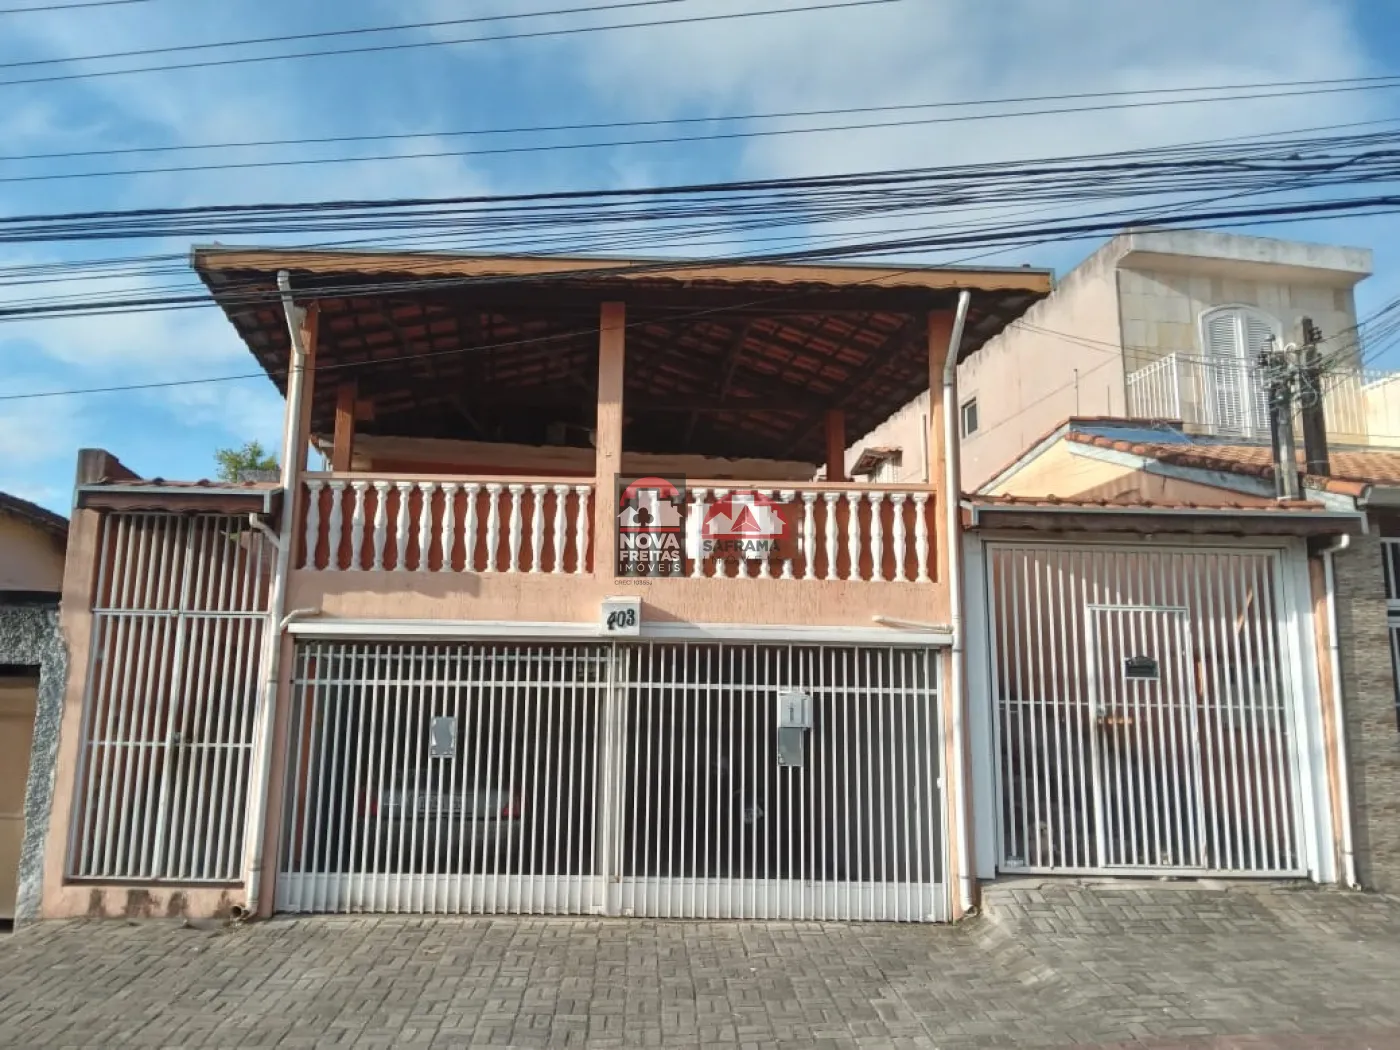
[2,0,1399,512]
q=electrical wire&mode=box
[0,0,150,12]
[6,72,1398,164]
[0,0,689,71]
[0,0,903,89]
[12,80,1400,186]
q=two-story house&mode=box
[27,248,1054,924]
[848,228,1379,490]
[846,230,1381,891]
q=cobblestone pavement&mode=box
[3,880,1400,1049]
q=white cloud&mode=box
[0,0,1390,500]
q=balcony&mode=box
[1125,352,1400,447]
[290,473,942,631]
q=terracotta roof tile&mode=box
[1064,428,1399,496]
[99,477,280,491]
[968,493,1329,512]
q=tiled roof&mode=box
[1063,428,1384,496]
[968,493,1329,512]
[97,477,280,491]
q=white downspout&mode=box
[941,290,973,915]
[239,270,309,918]
[1321,534,1359,889]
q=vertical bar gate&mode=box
[69,513,271,881]
[988,544,1306,877]
[277,640,945,921]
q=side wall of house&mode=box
[957,249,1125,491]
[1332,530,1400,891]
[1119,265,1359,374]
[0,516,65,593]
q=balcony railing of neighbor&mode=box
[1126,352,1400,445]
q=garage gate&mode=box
[277,640,945,921]
[986,543,1311,877]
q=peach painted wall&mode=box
[845,246,1124,496]
[0,515,64,592]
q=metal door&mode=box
[1087,606,1205,870]
[990,544,1305,877]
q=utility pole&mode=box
[1297,316,1331,476]
[1261,334,1303,501]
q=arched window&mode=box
[1199,306,1280,436]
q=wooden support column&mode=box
[824,410,846,483]
[292,305,320,474]
[331,379,357,472]
[593,302,626,581]
[926,309,954,583]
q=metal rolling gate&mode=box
[987,543,1307,877]
[277,640,945,921]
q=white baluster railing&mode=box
[484,483,502,573]
[507,483,525,574]
[551,484,569,574]
[688,487,709,578]
[416,480,433,572]
[822,493,840,582]
[371,481,390,571]
[440,482,459,573]
[573,485,591,576]
[529,484,547,574]
[347,481,365,571]
[889,493,907,583]
[303,479,323,570]
[913,492,930,583]
[393,481,413,571]
[301,477,926,583]
[300,476,593,575]
[681,482,935,584]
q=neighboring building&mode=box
[971,417,1400,893]
[0,492,67,923]
[31,248,1053,924]
[847,229,1383,491]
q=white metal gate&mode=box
[278,643,608,915]
[988,544,1306,876]
[277,640,945,921]
[69,513,271,881]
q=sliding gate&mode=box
[987,543,1308,877]
[277,640,945,920]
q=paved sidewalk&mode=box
[3,881,1400,1049]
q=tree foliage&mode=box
[214,440,278,482]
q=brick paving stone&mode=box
[3,881,1400,1048]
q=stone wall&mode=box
[0,600,68,922]
[1333,531,1400,891]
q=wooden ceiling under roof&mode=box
[194,249,1052,464]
